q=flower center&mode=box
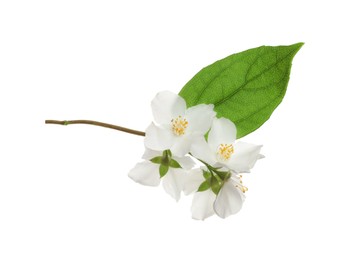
[217,144,234,161]
[171,116,188,136]
[235,175,248,193]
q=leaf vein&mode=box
[214,48,298,107]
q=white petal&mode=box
[151,91,187,125]
[144,123,176,151]
[170,135,192,157]
[214,181,244,218]
[162,168,186,201]
[190,136,216,166]
[128,161,160,186]
[225,142,263,173]
[183,168,205,195]
[191,190,216,220]
[142,148,161,160]
[208,117,237,151]
[185,104,216,134]
[173,155,195,170]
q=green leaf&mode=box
[179,43,303,138]
[169,159,181,168]
[197,180,211,192]
[150,156,162,164]
[159,164,169,178]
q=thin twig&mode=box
[45,120,145,136]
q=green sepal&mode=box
[159,164,169,178]
[197,180,211,192]
[215,170,230,181]
[169,159,181,168]
[161,150,172,166]
[150,156,162,164]
[211,176,222,195]
[203,170,211,180]
[163,150,172,157]
[179,43,303,138]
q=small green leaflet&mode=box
[179,43,303,138]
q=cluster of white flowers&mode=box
[128,91,263,220]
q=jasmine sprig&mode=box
[45,43,302,220]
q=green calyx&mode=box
[197,165,231,195]
[150,150,182,177]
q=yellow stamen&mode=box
[235,175,248,193]
[217,144,234,161]
[171,116,188,136]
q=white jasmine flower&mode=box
[184,168,248,220]
[144,91,216,156]
[190,117,262,172]
[128,148,194,201]
[185,117,263,220]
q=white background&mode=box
[1,0,341,259]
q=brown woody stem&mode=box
[45,120,145,136]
